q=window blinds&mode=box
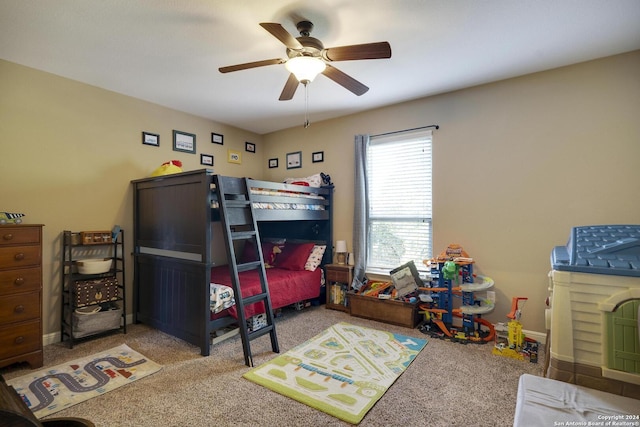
[367,129,433,272]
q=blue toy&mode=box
[418,244,495,344]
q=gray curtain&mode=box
[352,134,370,290]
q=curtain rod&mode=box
[371,124,439,138]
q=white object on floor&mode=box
[210,283,235,314]
[514,374,639,426]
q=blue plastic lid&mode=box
[551,225,640,277]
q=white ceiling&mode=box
[1,1,639,134]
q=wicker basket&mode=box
[72,306,122,338]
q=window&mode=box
[366,129,432,273]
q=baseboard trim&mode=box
[43,314,134,347]
[41,316,547,346]
[522,328,546,344]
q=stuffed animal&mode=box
[150,160,183,177]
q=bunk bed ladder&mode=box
[213,175,279,367]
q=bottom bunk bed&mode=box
[132,170,334,357]
[210,265,323,319]
[135,241,326,356]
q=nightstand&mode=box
[325,263,353,312]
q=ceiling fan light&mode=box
[285,56,326,83]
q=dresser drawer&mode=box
[0,245,42,268]
[326,267,352,283]
[0,267,41,296]
[0,226,41,246]
[0,320,41,360]
[0,292,41,323]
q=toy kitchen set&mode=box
[548,224,640,398]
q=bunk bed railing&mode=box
[210,178,333,222]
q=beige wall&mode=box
[1,59,264,338]
[262,50,640,334]
[2,50,638,340]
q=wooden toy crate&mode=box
[80,230,112,245]
[349,293,421,328]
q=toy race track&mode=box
[418,244,495,344]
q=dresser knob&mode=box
[14,253,25,261]
[14,336,24,344]
[2,233,13,241]
[14,305,25,314]
[14,277,25,286]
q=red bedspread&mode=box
[210,265,322,319]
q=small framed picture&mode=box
[200,154,214,166]
[268,158,278,168]
[286,151,302,169]
[312,151,324,163]
[173,130,196,154]
[212,132,223,145]
[245,142,256,153]
[227,149,241,164]
[142,132,159,147]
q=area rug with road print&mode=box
[7,344,162,418]
[243,322,427,424]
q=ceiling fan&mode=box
[219,21,392,101]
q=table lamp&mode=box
[335,240,348,264]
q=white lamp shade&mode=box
[285,56,326,83]
[335,240,348,253]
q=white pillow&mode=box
[304,245,326,271]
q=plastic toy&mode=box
[0,212,25,224]
[150,160,183,177]
[492,296,538,362]
[418,244,495,344]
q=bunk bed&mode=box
[131,169,333,356]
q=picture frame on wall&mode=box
[245,142,256,153]
[200,154,214,166]
[227,149,241,164]
[286,151,302,169]
[142,131,159,147]
[173,130,196,154]
[312,151,324,163]
[211,132,224,145]
[268,158,278,168]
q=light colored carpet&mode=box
[1,306,544,426]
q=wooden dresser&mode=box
[0,224,44,369]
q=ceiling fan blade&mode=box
[323,41,391,61]
[279,73,299,101]
[260,23,303,50]
[218,58,284,73]
[322,64,369,96]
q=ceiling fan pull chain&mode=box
[304,82,310,128]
